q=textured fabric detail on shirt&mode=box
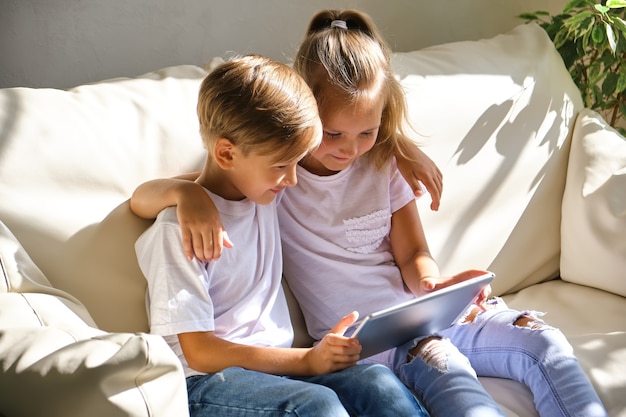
[344,208,390,254]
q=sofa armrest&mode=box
[0,220,189,417]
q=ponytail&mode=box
[294,9,413,169]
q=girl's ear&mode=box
[213,138,236,169]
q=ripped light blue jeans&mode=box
[363,299,608,417]
[186,363,429,417]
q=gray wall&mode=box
[0,0,566,89]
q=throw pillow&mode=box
[560,108,626,296]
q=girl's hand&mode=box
[419,269,492,307]
[177,183,233,262]
[304,312,361,374]
[396,145,443,211]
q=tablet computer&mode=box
[350,272,495,359]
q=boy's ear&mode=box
[213,138,236,169]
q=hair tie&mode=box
[330,20,348,30]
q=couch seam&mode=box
[135,335,154,417]
[0,256,10,292]
[18,293,45,327]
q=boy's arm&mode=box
[130,173,232,261]
[395,137,443,211]
[179,312,362,376]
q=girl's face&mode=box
[302,93,385,176]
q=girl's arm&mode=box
[388,201,439,296]
[395,137,443,211]
[130,172,200,219]
[389,201,492,302]
[130,172,232,262]
[179,312,361,376]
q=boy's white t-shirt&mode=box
[279,156,417,342]
[135,189,293,377]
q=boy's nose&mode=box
[284,166,298,187]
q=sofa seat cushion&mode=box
[0,220,189,417]
[503,280,626,417]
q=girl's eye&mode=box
[324,131,341,139]
[361,131,375,137]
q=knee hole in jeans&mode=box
[408,336,452,371]
[514,314,545,330]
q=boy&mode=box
[134,55,427,417]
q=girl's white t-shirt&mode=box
[279,156,417,342]
[136,189,293,377]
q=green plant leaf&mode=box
[565,11,595,42]
[616,72,626,93]
[554,27,571,48]
[592,24,606,44]
[596,4,610,14]
[518,10,551,19]
[518,12,541,21]
[558,41,579,67]
[564,0,593,14]
[566,10,594,29]
[594,85,604,108]
[614,17,626,33]
[607,23,618,52]
[603,72,619,96]
[588,60,603,83]
[607,0,626,8]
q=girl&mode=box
[131,10,608,417]
[135,54,428,417]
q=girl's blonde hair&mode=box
[294,9,412,169]
[198,54,321,163]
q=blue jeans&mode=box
[383,300,608,417]
[186,364,429,417]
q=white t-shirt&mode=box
[136,189,293,377]
[279,157,417,343]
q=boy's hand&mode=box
[177,184,233,262]
[305,312,361,374]
[396,145,443,211]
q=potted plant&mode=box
[519,0,626,134]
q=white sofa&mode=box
[1,23,624,417]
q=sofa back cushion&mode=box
[0,65,208,332]
[393,23,583,295]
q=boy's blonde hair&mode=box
[294,9,412,169]
[198,54,321,163]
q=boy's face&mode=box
[302,94,384,176]
[228,146,307,205]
